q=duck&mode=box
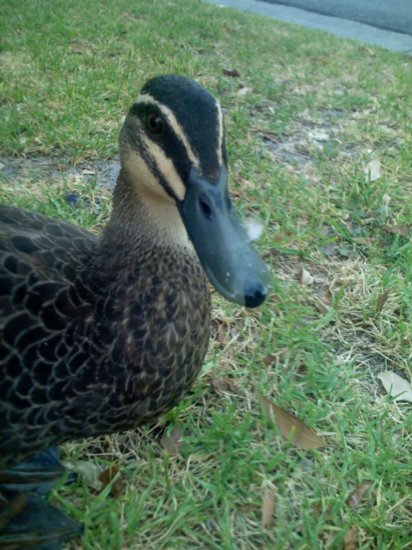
[0,74,270,548]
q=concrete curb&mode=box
[205,0,412,55]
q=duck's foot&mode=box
[0,492,83,549]
[0,447,76,495]
[0,448,82,549]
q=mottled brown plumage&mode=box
[0,201,209,468]
[0,75,269,547]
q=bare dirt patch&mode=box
[0,155,119,190]
[259,109,361,182]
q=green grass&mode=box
[1,0,412,548]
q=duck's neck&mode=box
[98,172,195,256]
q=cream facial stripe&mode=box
[216,101,224,166]
[137,93,200,168]
[140,132,186,201]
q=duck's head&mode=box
[120,75,270,308]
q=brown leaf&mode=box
[217,323,227,345]
[384,225,411,237]
[261,395,326,450]
[314,300,329,314]
[323,288,332,306]
[346,481,373,509]
[99,465,123,498]
[314,288,332,314]
[264,355,275,367]
[344,525,358,550]
[375,290,390,313]
[210,377,238,393]
[297,267,314,285]
[222,68,240,77]
[99,464,119,486]
[261,486,276,528]
[161,425,182,455]
[70,40,88,54]
[212,320,227,345]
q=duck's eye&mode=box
[147,112,163,134]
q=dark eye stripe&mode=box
[130,100,195,196]
[140,139,180,201]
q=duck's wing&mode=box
[0,204,97,279]
[0,205,99,465]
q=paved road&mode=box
[205,0,412,54]
[262,0,412,36]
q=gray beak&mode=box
[179,166,270,307]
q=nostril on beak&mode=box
[244,278,267,308]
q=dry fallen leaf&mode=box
[99,464,119,485]
[75,461,103,490]
[210,377,238,393]
[161,425,182,455]
[377,371,412,402]
[297,267,314,285]
[384,225,411,237]
[346,481,373,509]
[314,288,332,315]
[322,288,332,306]
[215,321,227,345]
[70,40,89,54]
[261,486,276,528]
[364,158,381,182]
[323,288,332,305]
[343,525,358,550]
[261,395,326,450]
[314,300,329,314]
[375,290,390,313]
[99,464,123,498]
[264,355,275,367]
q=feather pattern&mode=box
[0,197,210,467]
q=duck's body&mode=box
[0,201,209,468]
[0,75,269,547]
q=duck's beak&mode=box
[179,166,270,307]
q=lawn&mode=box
[1,0,411,548]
